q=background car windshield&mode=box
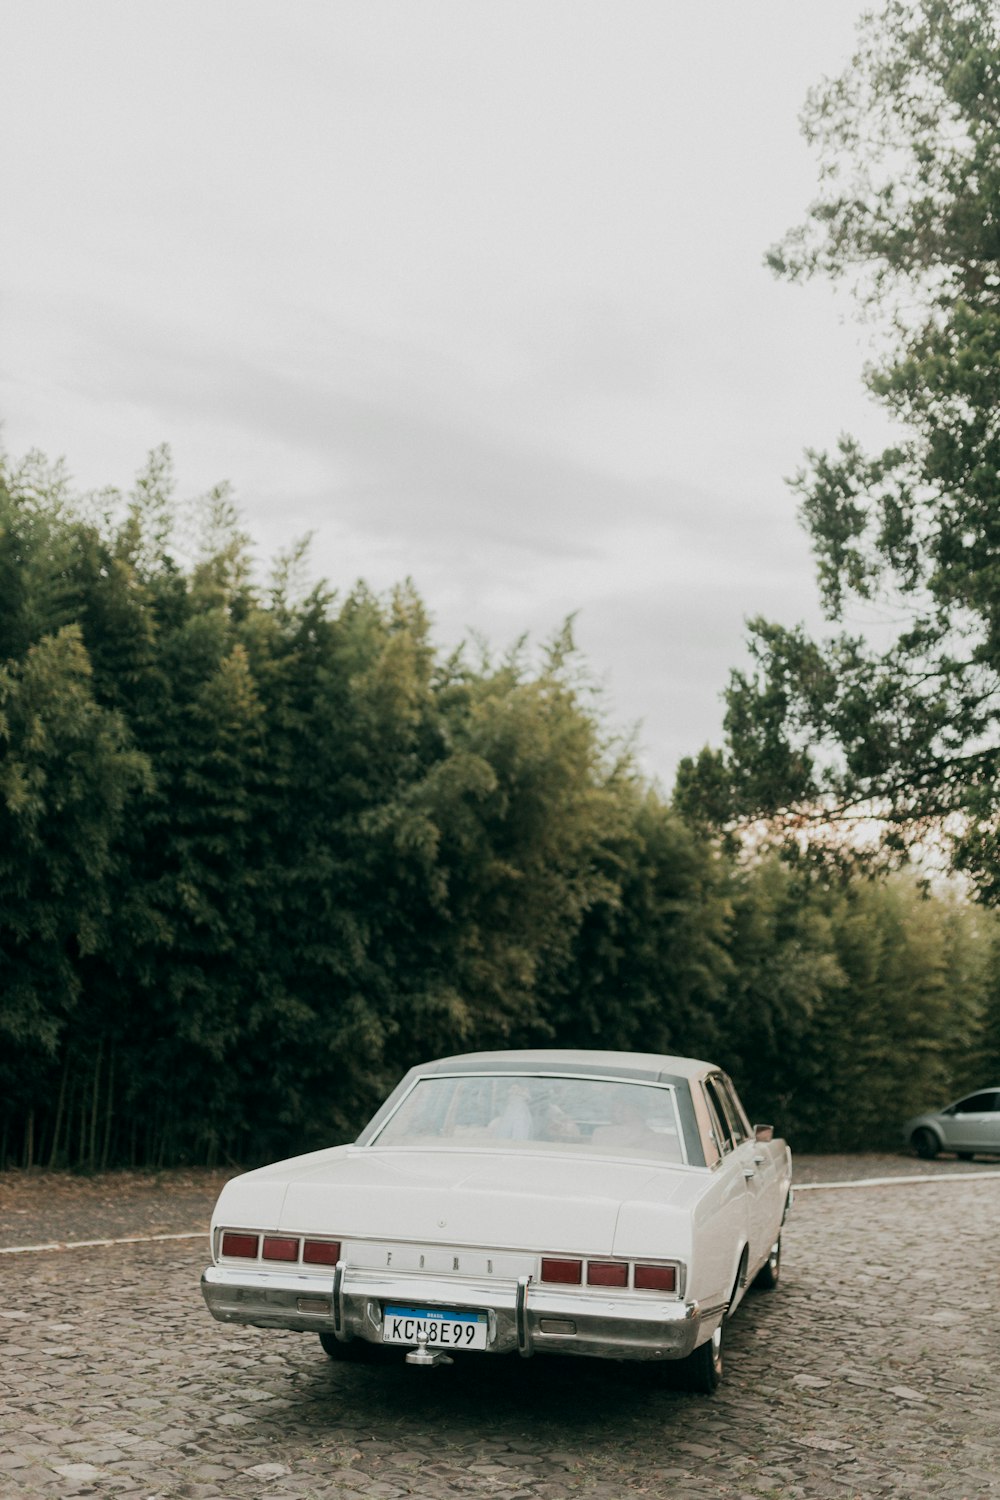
[371,1075,684,1162]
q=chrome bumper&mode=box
[201,1261,712,1361]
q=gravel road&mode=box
[1,1157,998,1499]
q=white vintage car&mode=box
[202,1049,792,1392]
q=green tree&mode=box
[4,437,998,1169]
[806,874,990,1149]
[682,0,1000,896]
[720,862,994,1150]
[553,790,735,1061]
[722,858,847,1145]
[401,632,633,1057]
[0,455,80,661]
[0,627,148,1165]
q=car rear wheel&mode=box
[681,1320,724,1394]
[912,1127,939,1160]
[318,1332,381,1363]
[753,1237,781,1291]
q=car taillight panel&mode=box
[540,1255,679,1291]
[220,1233,677,1292]
[262,1235,300,1262]
[221,1231,259,1258]
[587,1260,629,1287]
[540,1257,583,1284]
[634,1263,677,1292]
[221,1230,345,1267]
[303,1239,341,1265]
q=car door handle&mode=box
[743,1168,756,1180]
[753,1154,765,1166]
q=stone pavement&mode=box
[1,1166,999,1499]
[0,1171,236,1252]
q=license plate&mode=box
[382,1304,488,1350]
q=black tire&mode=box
[318,1331,379,1363]
[912,1127,939,1160]
[681,1320,724,1394]
[753,1237,781,1291]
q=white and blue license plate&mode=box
[382,1305,488,1350]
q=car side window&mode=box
[703,1078,736,1156]
[689,1083,721,1168]
[954,1091,998,1113]
[716,1077,750,1145]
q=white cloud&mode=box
[1,0,891,784]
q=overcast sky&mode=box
[1,0,892,787]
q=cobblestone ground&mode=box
[2,1167,999,1499]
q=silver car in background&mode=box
[904,1088,1000,1160]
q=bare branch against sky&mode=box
[0,1,889,783]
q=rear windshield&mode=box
[369,1073,685,1164]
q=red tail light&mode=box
[262,1236,299,1262]
[221,1232,258,1258]
[587,1261,628,1287]
[634,1263,676,1291]
[540,1257,583,1284]
[303,1239,341,1265]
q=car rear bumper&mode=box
[201,1261,717,1361]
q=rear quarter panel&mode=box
[615,1167,746,1310]
[208,1145,356,1246]
[689,1161,751,1308]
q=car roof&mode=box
[410,1048,716,1085]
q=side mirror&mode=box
[754,1123,774,1143]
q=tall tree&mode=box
[554,790,735,1061]
[4,439,998,1168]
[680,0,1000,896]
[0,627,148,1163]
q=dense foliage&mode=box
[1,447,997,1168]
[679,0,1000,896]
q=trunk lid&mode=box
[274,1145,695,1255]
